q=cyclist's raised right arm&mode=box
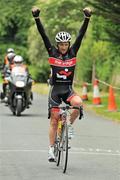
[32,7,52,54]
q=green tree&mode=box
[0,0,34,63]
[82,0,120,85]
[86,0,120,43]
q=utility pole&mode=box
[92,59,96,84]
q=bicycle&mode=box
[50,105,83,173]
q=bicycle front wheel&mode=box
[54,136,61,166]
[60,122,68,173]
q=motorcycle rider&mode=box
[11,55,27,69]
[3,48,15,68]
[1,48,15,99]
[12,55,33,105]
[1,51,16,102]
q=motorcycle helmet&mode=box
[7,52,16,64]
[13,55,23,64]
[7,48,14,53]
[55,31,71,43]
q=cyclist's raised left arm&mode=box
[71,7,92,55]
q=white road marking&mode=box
[70,152,120,156]
[89,148,93,152]
[0,149,47,152]
[116,150,120,153]
[71,147,120,156]
[0,148,120,156]
[96,149,100,152]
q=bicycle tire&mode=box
[54,135,61,166]
[56,142,61,166]
[60,122,68,173]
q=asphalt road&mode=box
[0,91,120,180]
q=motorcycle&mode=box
[6,66,33,116]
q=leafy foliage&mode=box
[0,0,120,85]
[0,0,34,63]
[86,0,120,43]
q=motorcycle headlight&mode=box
[16,81,25,87]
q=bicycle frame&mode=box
[53,105,81,173]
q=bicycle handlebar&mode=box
[51,105,79,110]
[49,105,83,120]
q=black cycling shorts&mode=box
[48,85,76,108]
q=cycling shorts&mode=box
[48,85,76,108]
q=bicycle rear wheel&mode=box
[60,122,68,173]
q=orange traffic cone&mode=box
[108,86,117,111]
[93,79,101,105]
[82,82,88,101]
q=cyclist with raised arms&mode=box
[32,6,92,162]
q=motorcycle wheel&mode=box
[0,92,5,100]
[31,92,33,101]
[16,99,22,116]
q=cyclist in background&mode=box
[32,6,92,162]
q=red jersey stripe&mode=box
[48,57,76,67]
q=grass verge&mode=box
[83,95,120,123]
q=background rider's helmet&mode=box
[55,31,71,43]
[7,52,16,64]
[7,48,14,53]
[13,55,23,64]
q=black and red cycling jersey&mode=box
[34,17,90,85]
